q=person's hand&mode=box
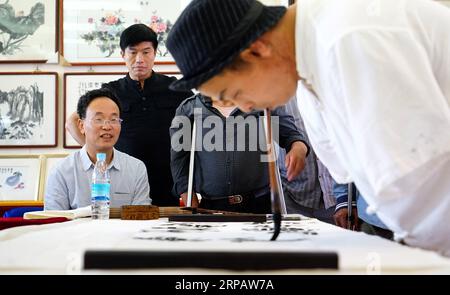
[334,207,359,231]
[180,192,199,208]
[285,141,307,181]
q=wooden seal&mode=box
[120,205,159,220]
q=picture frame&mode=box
[0,72,58,148]
[0,0,58,64]
[38,153,69,200]
[61,0,191,65]
[63,72,125,148]
[63,71,181,148]
[0,154,42,201]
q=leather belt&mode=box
[227,195,243,205]
[203,187,270,206]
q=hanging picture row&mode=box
[0,0,303,65]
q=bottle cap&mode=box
[96,153,106,161]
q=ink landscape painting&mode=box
[0,73,57,147]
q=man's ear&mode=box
[120,50,125,59]
[78,119,85,136]
[239,39,273,62]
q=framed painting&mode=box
[62,0,191,65]
[64,72,125,148]
[0,72,58,148]
[38,153,68,200]
[0,0,58,63]
[0,155,42,201]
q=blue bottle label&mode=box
[91,183,110,201]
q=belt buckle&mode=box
[228,195,243,205]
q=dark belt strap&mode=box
[202,186,270,205]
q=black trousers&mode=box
[199,193,272,214]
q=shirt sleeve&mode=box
[44,166,70,210]
[325,29,450,252]
[296,85,352,184]
[272,106,309,155]
[332,181,356,212]
[132,161,151,205]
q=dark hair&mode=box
[120,24,158,51]
[77,88,122,119]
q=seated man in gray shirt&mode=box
[45,88,151,210]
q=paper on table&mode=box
[23,206,91,220]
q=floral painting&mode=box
[63,0,189,64]
[0,0,57,63]
[81,10,126,58]
[0,73,57,147]
[139,11,173,57]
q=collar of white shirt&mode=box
[79,146,121,171]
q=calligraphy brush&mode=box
[347,183,353,230]
[265,108,282,240]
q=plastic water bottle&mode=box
[91,153,110,220]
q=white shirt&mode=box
[296,0,450,255]
[45,147,151,210]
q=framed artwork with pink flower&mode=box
[62,0,191,65]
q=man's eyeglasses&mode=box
[90,118,123,126]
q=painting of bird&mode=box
[5,171,22,187]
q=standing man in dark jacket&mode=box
[67,24,193,206]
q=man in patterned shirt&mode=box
[277,96,336,224]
